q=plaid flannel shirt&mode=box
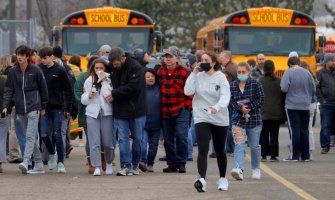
[230,78,264,129]
[157,65,192,118]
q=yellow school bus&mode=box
[196,7,324,76]
[50,7,162,138]
[51,6,162,71]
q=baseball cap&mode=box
[163,49,178,57]
[288,51,299,58]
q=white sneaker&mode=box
[27,162,45,174]
[57,162,66,173]
[231,168,243,180]
[194,178,206,192]
[105,164,113,175]
[93,168,101,176]
[48,153,57,170]
[217,177,228,191]
[251,168,261,180]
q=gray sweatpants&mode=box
[87,115,114,168]
[0,114,10,163]
[17,111,42,162]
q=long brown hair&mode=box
[88,58,109,91]
[204,51,221,71]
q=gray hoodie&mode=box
[280,66,315,110]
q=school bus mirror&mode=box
[215,27,222,40]
[319,36,326,47]
[155,31,164,49]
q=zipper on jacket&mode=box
[22,71,27,113]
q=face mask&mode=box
[200,63,211,72]
[237,74,249,81]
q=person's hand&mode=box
[105,94,114,102]
[1,108,7,118]
[100,71,107,81]
[40,109,46,118]
[89,92,96,99]
[193,63,201,74]
[242,105,250,114]
[209,106,218,114]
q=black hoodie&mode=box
[39,62,72,112]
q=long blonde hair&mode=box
[0,55,12,72]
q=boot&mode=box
[87,156,94,174]
[101,152,106,172]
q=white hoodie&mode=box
[184,71,230,126]
[81,76,113,118]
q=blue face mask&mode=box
[237,74,249,81]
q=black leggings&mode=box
[195,122,228,179]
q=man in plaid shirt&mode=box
[157,48,191,173]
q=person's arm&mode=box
[184,72,197,96]
[81,77,93,106]
[59,68,73,112]
[229,83,243,112]
[112,65,144,100]
[2,72,15,111]
[212,75,231,112]
[37,67,48,110]
[280,70,290,93]
[315,71,323,102]
[247,80,264,111]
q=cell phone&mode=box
[1,112,6,118]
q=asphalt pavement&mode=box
[0,115,334,200]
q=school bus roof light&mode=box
[232,16,248,24]
[131,17,139,25]
[301,17,309,25]
[138,18,146,25]
[77,17,85,25]
[70,18,77,25]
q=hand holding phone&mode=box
[1,108,7,118]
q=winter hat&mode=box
[323,53,335,64]
[288,51,299,58]
[133,48,146,59]
[187,54,196,66]
[99,44,111,54]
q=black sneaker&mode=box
[270,157,279,162]
[261,157,267,162]
[162,165,178,173]
[321,148,330,154]
[178,164,186,173]
[159,156,167,161]
[194,178,206,192]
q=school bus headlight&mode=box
[131,17,139,25]
[77,17,85,25]
[294,17,302,25]
[70,17,77,25]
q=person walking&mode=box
[139,68,161,172]
[230,62,264,181]
[185,51,230,192]
[107,47,147,176]
[81,58,114,176]
[2,45,48,174]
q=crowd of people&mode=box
[0,43,335,193]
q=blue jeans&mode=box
[162,108,190,166]
[14,111,26,156]
[233,125,261,171]
[187,111,195,159]
[140,129,160,166]
[319,104,335,149]
[39,109,64,163]
[115,115,146,169]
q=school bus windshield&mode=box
[62,27,152,55]
[226,27,314,56]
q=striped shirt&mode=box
[230,78,264,128]
[157,65,192,118]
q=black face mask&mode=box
[200,63,211,72]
